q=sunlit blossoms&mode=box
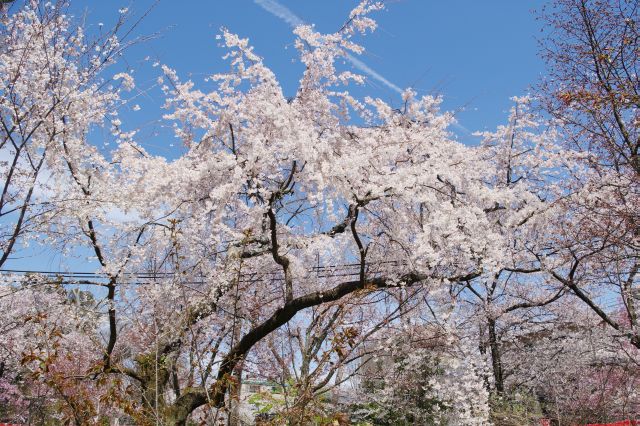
[0,0,637,425]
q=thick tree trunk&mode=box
[164,388,207,425]
[487,317,504,394]
[227,362,244,426]
[478,323,492,392]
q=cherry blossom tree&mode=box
[0,276,113,423]
[0,0,636,424]
[0,0,134,269]
[538,0,639,349]
[352,322,491,426]
[0,1,511,422]
[498,296,640,425]
[457,97,571,396]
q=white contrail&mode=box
[254,0,403,95]
[344,53,403,94]
[254,0,304,28]
[253,0,471,134]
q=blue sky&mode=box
[73,0,546,150]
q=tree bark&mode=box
[487,317,504,394]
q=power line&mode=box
[0,260,409,286]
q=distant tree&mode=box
[538,0,639,349]
[501,299,640,425]
[540,0,638,172]
[463,97,569,396]
[352,324,490,426]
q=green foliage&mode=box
[489,393,543,426]
[349,351,451,425]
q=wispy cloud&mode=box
[254,0,403,95]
